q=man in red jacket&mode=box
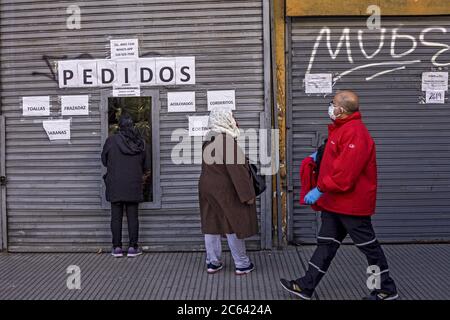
[280,90,398,300]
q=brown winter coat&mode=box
[198,133,258,239]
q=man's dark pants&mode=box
[111,202,139,248]
[297,211,397,296]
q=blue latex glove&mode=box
[304,187,323,205]
[310,152,318,162]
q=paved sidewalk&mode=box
[0,244,448,300]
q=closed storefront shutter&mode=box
[0,0,270,251]
[288,16,450,243]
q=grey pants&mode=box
[204,234,251,269]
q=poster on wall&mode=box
[61,95,89,116]
[175,57,196,85]
[426,90,445,104]
[22,96,50,116]
[58,57,196,88]
[156,58,176,85]
[43,119,71,141]
[188,116,209,137]
[110,39,139,60]
[207,90,236,111]
[96,60,117,87]
[112,85,141,97]
[305,73,332,94]
[168,92,196,112]
[77,60,98,87]
[422,72,448,91]
[115,61,138,87]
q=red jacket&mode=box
[299,156,321,211]
[316,111,377,216]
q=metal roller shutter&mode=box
[288,16,450,243]
[0,0,270,251]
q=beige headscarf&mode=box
[204,109,240,140]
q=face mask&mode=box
[328,103,337,121]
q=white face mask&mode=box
[328,103,337,121]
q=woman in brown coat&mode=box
[198,109,258,275]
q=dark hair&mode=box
[118,113,144,150]
[119,113,134,130]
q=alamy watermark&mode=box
[366,265,382,290]
[66,265,81,290]
[366,5,381,30]
[170,128,280,176]
[66,5,81,30]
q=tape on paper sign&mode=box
[43,119,71,141]
[22,96,50,116]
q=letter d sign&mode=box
[66,265,81,290]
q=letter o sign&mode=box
[156,59,176,85]
[160,67,174,83]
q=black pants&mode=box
[297,211,397,296]
[111,202,139,248]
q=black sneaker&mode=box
[279,278,312,300]
[235,262,255,275]
[207,263,223,274]
[363,291,399,300]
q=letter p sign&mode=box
[66,265,81,290]
[366,265,381,290]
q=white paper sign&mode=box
[58,60,79,88]
[110,39,139,60]
[137,58,157,86]
[426,90,445,104]
[207,90,236,111]
[176,57,196,85]
[116,61,138,87]
[61,95,89,116]
[305,73,332,94]
[156,58,176,85]
[113,85,141,97]
[58,57,196,88]
[77,60,98,87]
[43,120,71,141]
[22,96,50,116]
[168,92,196,112]
[422,72,448,91]
[97,60,117,87]
[189,116,209,136]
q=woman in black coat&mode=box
[101,114,150,258]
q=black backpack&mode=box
[315,139,327,175]
[247,160,267,196]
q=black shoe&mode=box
[279,278,312,300]
[235,263,255,275]
[363,291,399,300]
[207,263,223,274]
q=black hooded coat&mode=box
[101,132,150,203]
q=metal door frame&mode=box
[0,115,6,250]
[286,16,295,242]
[286,17,321,243]
[261,0,273,249]
[100,89,162,210]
